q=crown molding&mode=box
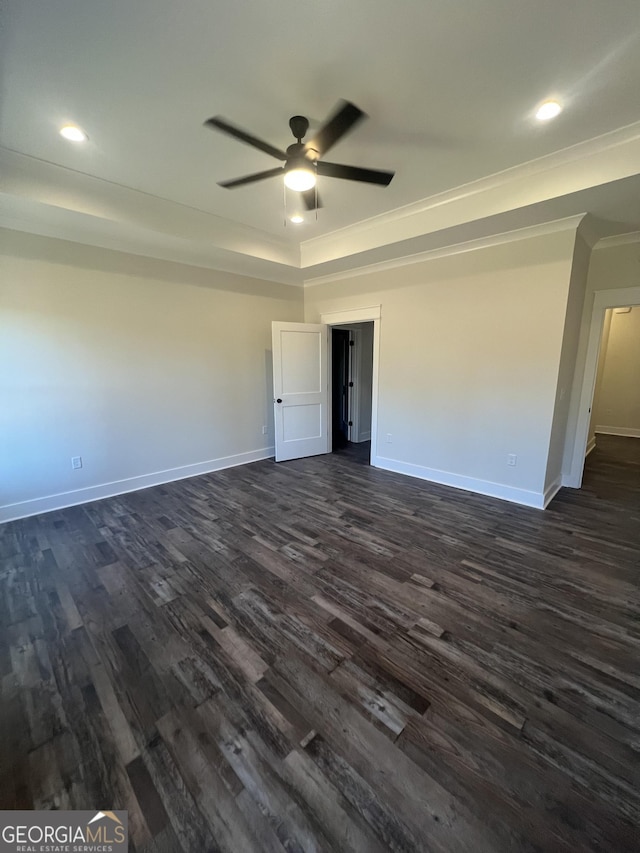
[300,120,640,268]
[0,202,305,286]
[595,231,640,249]
[0,146,300,269]
[304,214,587,287]
[575,213,602,249]
[0,224,306,292]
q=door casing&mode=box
[320,305,381,466]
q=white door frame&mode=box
[348,327,360,442]
[320,305,381,464]
[566,285,640,487]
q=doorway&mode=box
[321,305,381,467]
[331,328,350,450]
[588,306,640,446]
[271,308,380,465]
[567,285,640,487]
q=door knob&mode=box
[276,398,282,403]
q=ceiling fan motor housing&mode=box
[289,115,309,141]
[285,141,316,173]
[287,118,317,167]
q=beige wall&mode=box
[0,230,303,520]
[305,227,579,505]
[4,223,624,519]
[592,307,640,436]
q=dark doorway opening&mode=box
[330,323,374,464]
[331,328,350,450]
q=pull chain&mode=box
[283,177,287,228]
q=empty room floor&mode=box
[1,435,639,851]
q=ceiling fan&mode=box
[204,100,395,210]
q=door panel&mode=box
[281,332,323,393]
[272,322,329,462]
[283,404,324,440]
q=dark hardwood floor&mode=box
[1,435,639,852]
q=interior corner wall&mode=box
[0,230,303,522]
[304,227,578,508]
[543,232,591,495]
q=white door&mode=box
[272,321,329,462]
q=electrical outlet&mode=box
[262,425,268,435]
[71,456,83,470]
[385,433,392,443]
[507,454,517,467]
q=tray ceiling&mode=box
[2,0,640,283]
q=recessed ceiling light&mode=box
[535,101,562,121]
[290,215,304,224]
[59,125,88,142]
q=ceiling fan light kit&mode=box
[204,100,394,215]
[284,164,316,192]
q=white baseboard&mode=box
[371,455,548,509]
[595,426,640,439]
[542,478,563,509]
[0,447,275,524]
[354,431,371,443]
[562,436,597,490]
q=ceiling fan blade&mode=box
[204,117,288,161]
[306,101,365,157]
[316,161,394,185]
[218,167,284,188]
[301,189,322,211]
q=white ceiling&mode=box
[2,0,640,284]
